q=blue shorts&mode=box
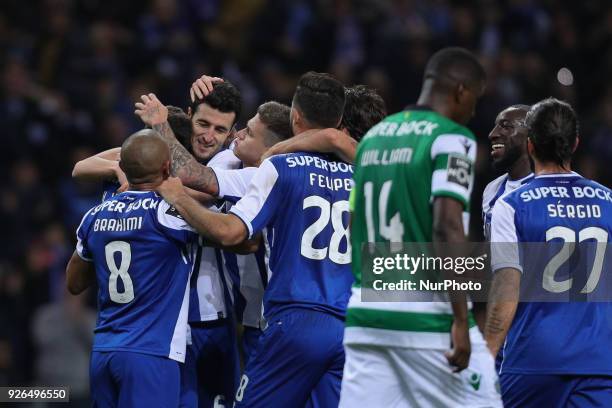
[180,319,240,408]
[234,309,345,408]
[242,326,263,364]
[501,373,612,408]
[90,351,180,408]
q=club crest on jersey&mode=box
[461,138,472,155]
[166,206,184,219]
[468,372,482,391]
[447,155,472,189]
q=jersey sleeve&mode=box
[76,209,94,262]
[430,133,477,208]
[490,198,522,273]
[157,200,199,244]
[229,159,282,239]
[213,167,258,204]
[207,149,242,170]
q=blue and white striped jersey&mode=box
[229,153,355,320]
[215,166,267,328]
[76,191,197,362]
[188,149,241,322]
[482,173,534,241]
[491,173,612,375]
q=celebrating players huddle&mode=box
[66,46,612,408]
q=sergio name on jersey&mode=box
[76,191,197,362]
[229,152,354,320]
[346,107,480,349]
[491,173,612,374]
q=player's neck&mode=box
[416,91,452,121]
[534,161,572,176]
[507,156,532,180]
[128,180,163,192]
[294,124,321,137]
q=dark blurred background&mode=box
[1,0,611,402]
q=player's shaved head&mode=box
[120,129,170,185]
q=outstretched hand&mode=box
[135,93,168,126]
[190,75,224,102]
[156,177,187,206]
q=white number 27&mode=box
[543,226,608,293]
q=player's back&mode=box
[77,190,196,362]
[495,174,612,375]
[346,108,479,349]
[231,152,354,320]
[351,108,477,283]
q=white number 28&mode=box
[300,195,351,264]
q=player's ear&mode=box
[572,136,579,153]
[162,160,170,180]
[290,106,301,130]
[455,83,466,104]
[187,106,192,118]
[527,138,535,159]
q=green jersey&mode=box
[345,107,479,349]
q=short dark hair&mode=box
[292,72,346,128]
[189,81,242,125]
[167,105,192,150]
[525,98,578,169]
[341,85,387,141]
[508,104,531,113]
[257,101,293,146]
[424,47,486,91]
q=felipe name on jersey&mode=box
[286,155,354,192]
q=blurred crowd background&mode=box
[1,0,612,401]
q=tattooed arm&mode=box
[484,267,520,357]
[134,93,219,195]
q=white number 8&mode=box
[105,241,134,303]
[235,374,249,402]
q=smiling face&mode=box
[488,107,529,171]
[190,103,236,163]
[233,114,270,167]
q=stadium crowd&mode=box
[1,0,612,402]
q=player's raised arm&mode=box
[135,93,220,195]
[157,177,247,246]
[72,147,126,184]
[262,128,357,163]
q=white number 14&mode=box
[364,181,404,243]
